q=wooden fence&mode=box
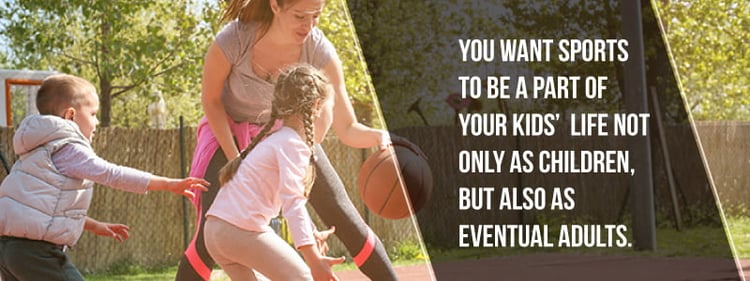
[0,121,747,272]
[694,121,750,214]
[0,126,418,273]
[397,121,749,247]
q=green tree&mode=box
[656,1,750,121]
[1,0,221,127]
[472,0,691,123]
[348,1,731,127]
[496,0,625,114]
[319,0,380,126]
[0,51,7,68]
[349,1,471,128]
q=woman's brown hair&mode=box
[221,0,304,43]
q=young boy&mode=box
[0,74,209,281]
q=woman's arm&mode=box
[202,41,239,160]
[323,54,390,149]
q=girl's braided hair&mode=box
[219,63,331,196]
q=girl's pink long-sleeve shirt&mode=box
[206,127,315,249]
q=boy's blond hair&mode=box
[36,74,96,116]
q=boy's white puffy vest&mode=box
[0,115,93,246]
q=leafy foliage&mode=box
[0,52,7,68]
[348,0,463,128]
[656,1,750,121]
[348,0,749,127]
[496,0,624,114]
[318,0,380,126]
[1,0,221,127]
[0,0,380,128]
[348,1,632,129]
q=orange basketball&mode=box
[357,144,433,220]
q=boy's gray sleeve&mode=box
[52,143,152,194]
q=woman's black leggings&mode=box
[174,144,398,281]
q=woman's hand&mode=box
[377,130,392,150]
[385,133,428,160]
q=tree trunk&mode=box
[100,79,112,127]
[99,18,112,127]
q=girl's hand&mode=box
[309,254,345,281]
[300,244,345,281]
[314,226,336,254]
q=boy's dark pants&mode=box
[0,236,83,281]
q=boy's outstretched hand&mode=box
[167,177,210,200]
[84,217,130,242]
[148,176,210,200]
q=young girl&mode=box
[204,64,343,281]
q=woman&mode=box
[175,0,401,280]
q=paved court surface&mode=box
[208,254,749,280]
[335,262,434,280]
[335,254,748,281]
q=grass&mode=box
[84,265,177,281]
[726,215,750,259]
[84,216,750,280]
[427,217,744,263]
